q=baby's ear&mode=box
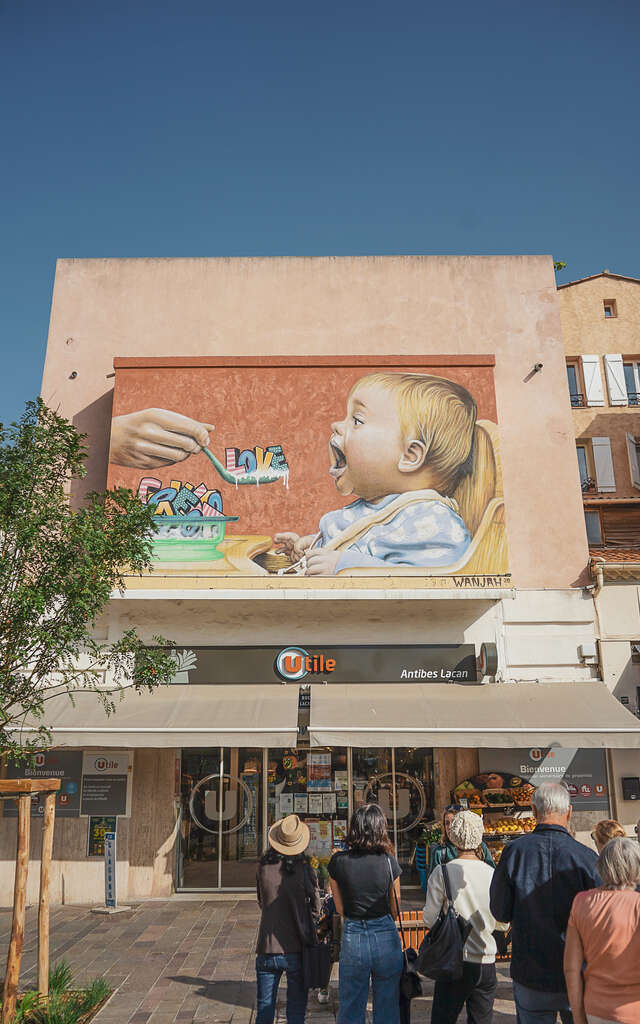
[398,439,428,473]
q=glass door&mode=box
[180,748,223,889]
[179,747,266,890]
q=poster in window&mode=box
[307,752,332,791]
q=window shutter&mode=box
[601,505,640,546]
[592,437,616,492]
[627,433,640,489]
[580,355,605,406]
[604,354,628,406]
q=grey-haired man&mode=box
[490,781,600,1024]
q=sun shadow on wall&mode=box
[71,390,114,507]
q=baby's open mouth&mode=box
[329,439,347,479]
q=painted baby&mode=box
[275,371,476,575]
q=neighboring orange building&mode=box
[559,270,640,730]
[559,270,640,547]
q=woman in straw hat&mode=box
[256,813,321,1024]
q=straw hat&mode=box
[268,814,310,856]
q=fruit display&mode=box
[484,816,536,837]
[511,784,535,807]
[483,789,514,808]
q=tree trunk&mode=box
[37,792,56,997]
[2,794,31,1023]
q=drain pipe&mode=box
[589,557,605,651]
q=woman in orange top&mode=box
[564,837,640,1024]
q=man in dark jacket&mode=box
[489,780,600,1024]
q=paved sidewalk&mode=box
[0,900,517,1022]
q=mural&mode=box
[107,360,508,582]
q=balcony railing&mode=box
[570,393,585,408]
[581,477,596,493]
[627,393,640,406]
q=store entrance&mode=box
[179,748,263,889]
[178,746,435,890]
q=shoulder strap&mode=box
[387,856,407,956]
[441,861,455,908]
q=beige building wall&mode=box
[42,255,588,589]
[0,750,176,906]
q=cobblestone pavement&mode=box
[0,900,517,1022]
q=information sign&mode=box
[81,752,130,817]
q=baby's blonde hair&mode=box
[352,372,477,495]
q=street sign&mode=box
[104,831,117,908]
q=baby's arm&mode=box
[273,532,318,562]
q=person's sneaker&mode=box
[317,989,329,1004]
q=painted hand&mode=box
[274,533,317,561]
[109,409,215,468]
[305,549,341,576]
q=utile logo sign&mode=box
[275,647,336,681]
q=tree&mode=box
[0,399,176,762]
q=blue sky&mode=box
[1,0,639,425]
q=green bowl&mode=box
[151,513,239,563]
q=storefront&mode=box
[6,639,638,902]
[177,745,435,890]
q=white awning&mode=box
[309,681,640,748]
[15,685,299,748]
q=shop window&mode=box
[584,510,602,545]
[604,300,617,318]
[566,362,584,407]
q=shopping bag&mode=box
[388,857,422,1023]
[302,939,332,989]
[415,862,471,981]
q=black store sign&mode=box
[167,645,478,685]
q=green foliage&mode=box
[48,962,73,997]
[553,260,567,272]
[6,961,111,1023]
[0,399,176,761]
[76,979,111,1015]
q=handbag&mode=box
[415,861,472,981]
[302,863,332,989]
[387,857,423,1007]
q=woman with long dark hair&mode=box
[328,803,403,1024]
[255,814,321,1024]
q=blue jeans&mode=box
[255,953,308,1024]
[513,981,573,1024]
[338,915,403,1024]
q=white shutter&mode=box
[627,433,640,489]
[604,354,628,406]
[592,437,616,492]
[580,355,605,406]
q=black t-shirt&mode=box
[328,849,401,919]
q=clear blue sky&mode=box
[1,0,639,425]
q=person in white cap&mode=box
[255,814,320,1024]
[422,809,507,1024]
